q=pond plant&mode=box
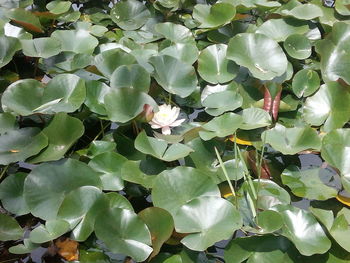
[1,0,350,262]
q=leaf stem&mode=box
[214,147,236,198]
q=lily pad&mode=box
[316,22,350,85]
[0,35,21,68]
[227,33,288,80]
[110,0,151,30]
[152,166,220,215]
[110,64,150,92]
[30,113,84,163]
[139,207,174,258]
[0,213,23,241]
[29,220,70,243]
[321,129,350,180]
[51,29,98,54]
[104,88,156,123]
[284,34,311,59]
[7,8,43,32]
[46,0,71,14]
[281,3,323,20]
[0,172,29,215]
[21,37,61,58]
[84,80,110,115]
[174,196,242,251]
[262,124,321,155]
[199,113,243,140]
[0,127,48,165]
[24,158,102,220]
[292,69,320,98]
[193,3,236,28]
[281,165,338,200]
[159,42,199,65]
[89,152,128,191]
[155,22,193,43]
[197,44,239,84]
[94,207,153,262]
[135,131,193,162]
[150,55,198,98]
[303,82,350,132]
[94,49,136,78]
[272,204,331,256]
[0,113,17,134]
[239,108,272,130]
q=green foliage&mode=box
[0,0,350,262]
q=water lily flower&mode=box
[149,104,185,135]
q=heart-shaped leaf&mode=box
[227,33,288,80]
[150,55,198,98]
[29,220,70,243]
[0,35,21,67]
[198,44,239,84]
[110,64,150,92]
[21,37,61,58]
[110,0,151,30]
[193,3,236,28]
[152,166,220,214]
[284,34,312,59]
[175,196,242,251]
[304,82,350,132]
[0,127,48,165]
[94,207,153,262]
[0,213,23,241]
[292,69,320,98]
[24,158,102,220]
[0,172,29,215]
[262,124,321,155]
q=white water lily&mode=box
[149,104,185,135]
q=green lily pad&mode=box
[303,82,350,132]
[284,34,311,59]
[199,113,243,140]
[95,48,136,77]
[256,18,310,42]
[77,140,116,159]
[281,3,323,20]
[57,186,107,241]
[139,207,174,258]
[335,0,350,16]
[262,124,321,155]
[46,0,71,14]
[104,88,156,123]
[281,165,338,200]
[174,196,242,251]
[51,29,98,54]
[29,219,70,243]
[0,35,21,68]
[150,55,198,98]
[2,74,86,115]
[225,235,293,263]
[316,22,350,85]
[155,22,193,43]
[272,204,331,256]
[9,239,40,254]
[239,108,272,130]
[152,166,220,215]
[0,127,48,165]
[121,160,157,188]
[110,0,151,30]
[0,113,17,134]
[110,64,150,92]
[198,44,239,84]
[94,207,153,262]
[193,3,236,28]
[89,152,128,191]
[159,42,199,65]
[227,33,288,80]
[84,80,110,115]
[24,158,102,220]
[201,83,243,116]
[21,37,61,58]
[0,213,23,241]
[256,210,284,233]
[321,129,350,180]
[0,172,29,215]
[30,113,84,163]
[135,131,193,162]
[292,69,320,98]
[330,213,350,253]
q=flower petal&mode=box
[169,118,185,127]
[162,126,171,135]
